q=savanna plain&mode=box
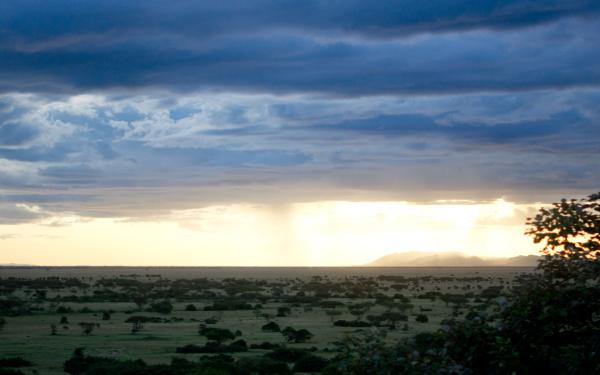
[0,266,529,374]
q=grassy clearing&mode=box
[0,267,532,374]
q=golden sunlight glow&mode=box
[0,200,540,266]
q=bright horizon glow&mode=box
[0,199,541,266]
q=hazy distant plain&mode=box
[0,266,534,280]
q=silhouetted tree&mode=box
[526,192,600,281]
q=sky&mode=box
[1,1,599,266]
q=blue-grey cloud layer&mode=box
[0,1,599,94]
[0,1,599,223]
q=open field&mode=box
[0,267,533,374]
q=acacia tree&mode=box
[526,192,600,281]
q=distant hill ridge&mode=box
[366,251,539,267]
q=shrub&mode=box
[265,347,309,362]
[78,322,95,335]
[198,326,236,343]
[293,354,328,372]
[56,306,72,314]
[0,357,33,367]
[415,314,429,323]
[149,300,173,314]
[125,316,164,323]
[250,342,281,350]
[276,306,291,317]
[262,321,281,332]
[333,320,372,327]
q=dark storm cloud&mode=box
[314,110,592,146]
[0,1,599,94]
[2,0,598,41]
[0,2,599,224]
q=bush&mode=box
[78,322,95,335]
[56,306,73,314]
[125,316,164,323]
[0,368,25,375]
[237,357,292,375]
[148,300,173,314]
[250,342,281,350]
[333,320,372,327]
[276,306,291,317]
[0,357,33,367]
[176,340,248,354]
[184,304,197,311]
[198,327,236,343]
[262,321,281,332]
[293,354,328,372]
[265,347,310,363]
[281,327,313,343]
[415,314,429,323]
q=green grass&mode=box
[0,267,531,374]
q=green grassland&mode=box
[0,267,532,374]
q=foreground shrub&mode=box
[293,354,328,372]
[0,358,32,368]
[265,348,310,363]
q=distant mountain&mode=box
[366,251,539,267]
[501,255,540,266]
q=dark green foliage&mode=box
[526,192,600,278]
[319,300,344,309]
[176,339,248,354]
[415,314,428,323]
[124,316,164,323]
[0,358,32,368]
[78,322,95,335]
[0,368,25,375]
[204,300,253,311]
[64,348,277,375]
[56,306,73,314]
[198,326,236,343]
[0,298,30,316]
[276,307,291,317]
[265,347,310,363]
[148,300,172,314]
[237,357,292,375]
[250,342,281,350]
[261,321,281,332]
[101,312,111,320]
[184,303,197,311]
[333,320,372,327]
[281,327,313,343]
[293,354,328,372]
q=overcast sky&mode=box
[1,1,599,265]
